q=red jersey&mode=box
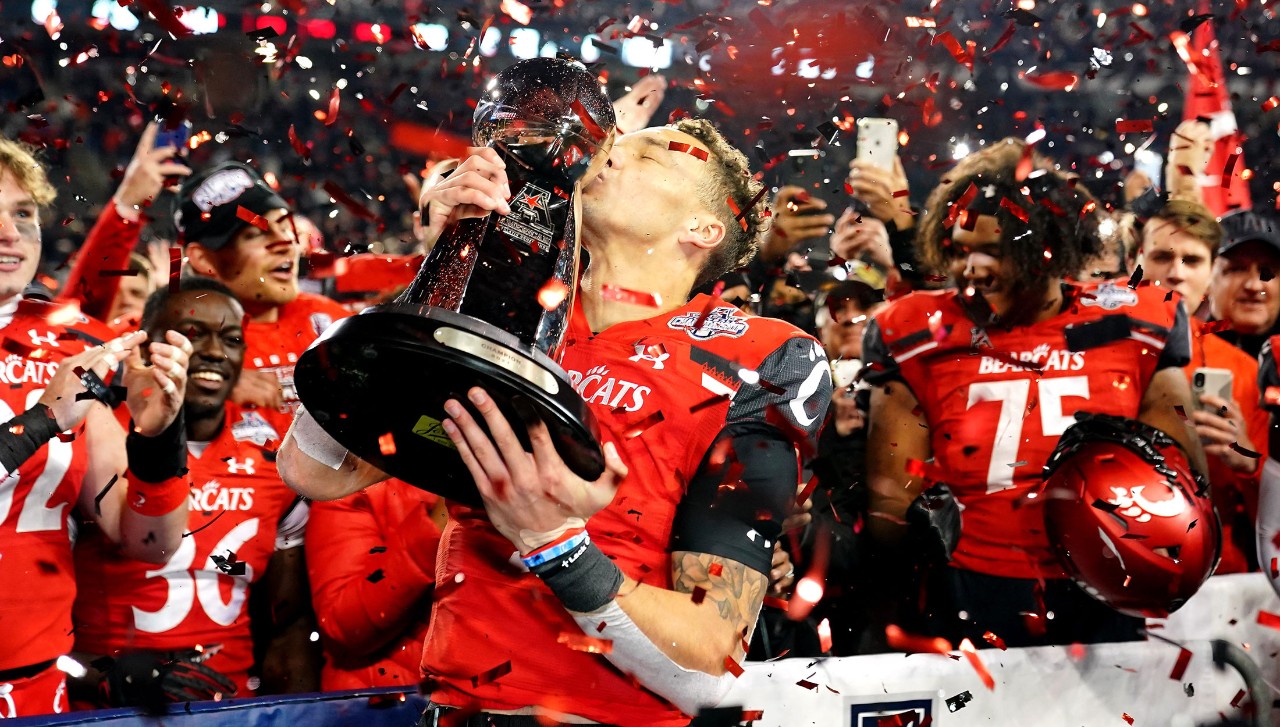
[72,403,303,693]
[0,298,116,671]
[246,293,350,415]
[1185,319,1266,574]
[422,295,830,726]
[864,282,1191,579]
[307,482,440,691]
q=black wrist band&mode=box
[126,411,188,483]
[0,404,61,472]
[530,539,624,613]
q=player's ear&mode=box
[185,243,219,278]
[679,214,725,252]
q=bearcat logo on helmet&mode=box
[668,306,749,341]
[1107,485,1187,522]
[1079,282,1139,311]
[192,169,256,212]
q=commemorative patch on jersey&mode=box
[667,306,750,341]
[1079,282,1139,311]
[230,411,281,446]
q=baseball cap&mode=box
[174,161,289,250]
[1217,209,1280,258]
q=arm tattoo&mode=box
[671,551,768,636]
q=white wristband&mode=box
[290,405,348,471]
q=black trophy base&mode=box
[293,304,604,508]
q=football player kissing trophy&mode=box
[294,57,616,506]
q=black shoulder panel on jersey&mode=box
[860,318,902,386]
[723,335,831,449]
[670,422,797,574]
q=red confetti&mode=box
[1173,405,1187,420]
[1230,690,1246,708]
[1022,70,1079,91]
[999,197,1029,222]
[796,474,821,507]
[570,99,607,143]
[1201,319,1232,334]
[796,679,818,691]
[817,617,832,653]
[708,562,723,577]
[1271,557,1278,579]
[601,285,662,307]
[324,88,341,128]
[985,22,1017,58]
[959,638,995,690]
[537,278,570,311]
[981,631,1007,650]
[378,432,396,455]
[287,124,310,162]
[1262,97,1280,112]
[885,625,953,654]
[556,632,613,654]
[1170,648,1192,680]
[1256,610,1280,629]
[740,710,764,722]
[667,140,709,161]
[322,180,382,223]
[1116,119,1154,134]
[1122,714,1134,726]
[723,656,744,677]
[236,206,270,231]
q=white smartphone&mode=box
[855,118,899,172]
[1191,367,1233,411]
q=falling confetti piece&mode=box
[1257,610,1280,629]
[469,661,513,688]
[981,631,1007,650]
[623,410,665,439]
[556,632,613,654]
[667,140,709,161]
[1122,714,1134,725]
[1262,97,1279,112]
[1022,70,1079,91]
[1170,648,1192,680]
[691,586,707,605]
[1116,119,1154,134]
[537,278,570,311]
[601,285,662,307]
[689,394,730,414]
[366,568,385,583]
[723,657,744,677]
[762,596,789,610]
[287,125,310,162]
[817,618,832,653]
[885,625,953,654]
[796,679,818,691]
[236,206,270,231]
[322,180,382,223]
[959,638,995,690]
[378,432,396,455]
[708,562,723,577]
[324,88,341,128]
[93,474,120,516]
[1230,442,1261,458]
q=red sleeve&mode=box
[305,483,440,658]
[58,202,144,320]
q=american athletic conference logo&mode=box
[667,306,749,341]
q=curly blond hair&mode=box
[671,118,766,288]
[0,137,56,208]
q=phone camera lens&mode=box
[1194,373,1204,387]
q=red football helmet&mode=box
[1042,413,1221,618]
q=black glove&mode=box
[905,482,961,565]
[95,649,237,712]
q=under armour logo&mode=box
[28,329,59,348]
[0,681,15,719]
[226,457,256,475]
[628,343,669,370]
